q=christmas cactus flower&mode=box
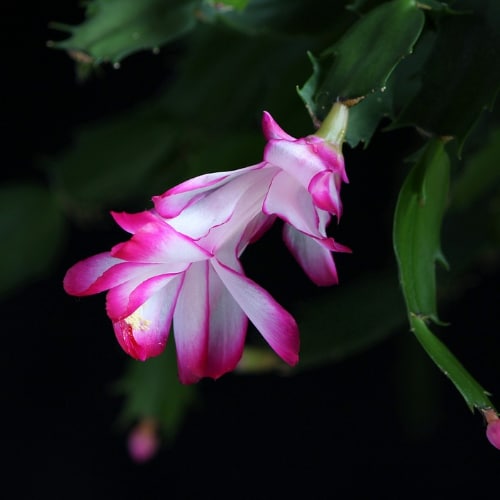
[63,209,299,384]
[64,102,350,383]
[154,102,351,286]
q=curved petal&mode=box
[212,259,299,366]
[261,111,296,141]
[63,252,124,296]
[153,164,264,218]
[167,168,270,241]
[106,271,186,321]
[308,170,343,218]
[264,139,325,189]
[197,168,276,252]
[263,171,323,239]
[113,276,183,361]
[111,210,159,234]
[204,262,248,379]
[173,262,210,384]
[111,220,212,264]
[282,224,339,286]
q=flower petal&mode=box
[264,139,325,189]
[204,263,248,379]
[63,252,124,296]
[106,271,185,321]
[153,164,264,218]
[261,111,295,141]
[167,168,270,241]
[111,220,212,264]
[263,170,323,239]
[282,224,340,286]
[111,210,159,234]
[113,276,183,361]
[212,259,299,366]
[173,262,210,384]
[308,170,343,217]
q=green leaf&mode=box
[115,344,196,439]
[50,0,199,64]
[44,106,176,210]
[0,184,65,297]
[393,138,450,322]
[299,0,424,121]
[410,315,493,411]
[395,0,500,152]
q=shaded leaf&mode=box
[51,0,199,64]
[298,0,424,121]
[213,0,353,37]
[451,127,500,210]
[395,0,500,152]
[0,184,65,297]
[296,270,406,368]
[45,106,176,210]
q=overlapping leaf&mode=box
[395,0,500,152]
[298,0,425,129]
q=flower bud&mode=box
[127,419,159,463]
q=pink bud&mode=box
[486,420,500,450]
[127,419,159,463]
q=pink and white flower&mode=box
[64,103,350,383]
[64,208,299,383]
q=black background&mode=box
[2,2,499,498]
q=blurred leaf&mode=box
[0,184,65,297]
[213,0,352,37]
[410,315,493,411]
[50,0,199,64]
[206,0,250,9]
[115,343,196,439]
[395,0,500,152]
[162,24,314,130]
[393,138,449,322]
[298,0,424,121]
[45,106,176,210]
[295,270,406,368]
[451,127,500,210]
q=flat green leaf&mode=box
[395,0,500,152]
[410,315,493,411]
[393,138,450,322]
[50,0,199,64]
[298,0,424,121]
[115,344,196,439]
[44,106,176,210]
[0,184,65,297]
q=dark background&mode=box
[3,2,499,498]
